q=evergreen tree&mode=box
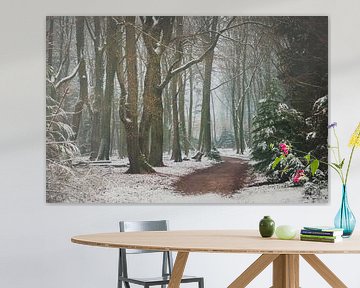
[273,16,328,116]
[251,97,305,171]
[306,95,328,171]
[216,129,235,149]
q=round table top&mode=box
[71,230,360,254]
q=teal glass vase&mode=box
[334,185,356,237]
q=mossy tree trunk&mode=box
[120,16,155,173]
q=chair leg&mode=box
[120,279,130,288]
[199,278,204,288]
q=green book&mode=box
[300,236,342,243]
[300,234,340,240]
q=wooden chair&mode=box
[118,220,204,288]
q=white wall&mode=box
[1,0,360,287]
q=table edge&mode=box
[71,234,360,254]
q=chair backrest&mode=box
[120,220,168,232]
[119,220,169,254]
[118,220,174,282]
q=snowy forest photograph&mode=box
[46,16,328,204]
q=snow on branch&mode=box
[54,61,81,90]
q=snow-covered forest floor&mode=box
[46,149,327,204]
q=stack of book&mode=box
[300,226,344,243]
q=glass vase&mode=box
[334,185,356,237]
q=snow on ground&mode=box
[47,155,217,203]
[218,148,260,166]
[47,152,327,204]
[217,148,252,160]
[233,183,327,204]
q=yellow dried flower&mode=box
[349,122,360,148]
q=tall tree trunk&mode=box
[63,17,73,78]
[247,75,253,146]
[58,17,64,69]
[114,25,127,159]
[211,91,216,145]
[179,73,189,157]
[97,16,116,160]
[231,78,240,154]
[46,16,54,67]
[72,16,89,140]
[118,120,127,158]
[120,16,154,173]
[188,66,194,147]
[239,96,246,154]
[171,77,182,162]
[170,16,184,162]
[148,86,165,166]
[46,16,57,101]
[138,17,175,167]
[90,17,104,160]
[199,49,215,154]
[198,17,218,155]
[239,35,247,154]
[252,74,258,112]
[110,102,116,156]
[163,84,172,154]
[139,53,158,159]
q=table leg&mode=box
[228,254,279,288]
[272,254,299,288]
[228,253,348,288]
[168,252,189,288]
[301,254,347,288]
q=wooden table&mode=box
[71,230,360,288]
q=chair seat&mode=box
[119,274,203,286]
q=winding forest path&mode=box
[174,156,253,196]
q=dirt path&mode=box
[174,156,253,196]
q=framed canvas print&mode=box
[46,16,328,204]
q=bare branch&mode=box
[46,88,70,131]
[158,17,236,90]
[210,70,246,92]
[235,55,264,111]
[54,26,73,82]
